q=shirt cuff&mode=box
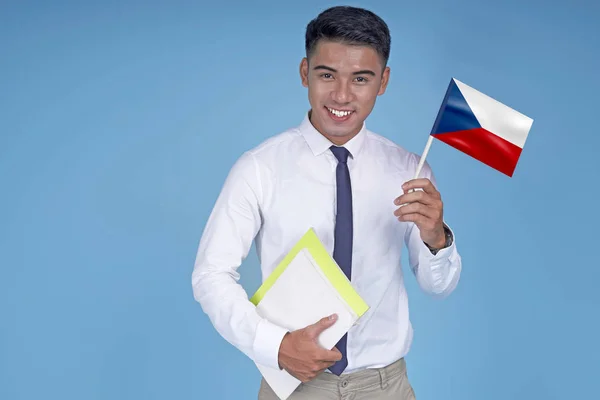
[420,223,458,262]
[252,318,289,370]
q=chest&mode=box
[259,154,409,252]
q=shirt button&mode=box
[341,381,348,388]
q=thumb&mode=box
[308,314,337,337]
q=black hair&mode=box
[305,6,391,66]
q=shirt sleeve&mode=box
[403,158,462,297]
[191,151,288,370]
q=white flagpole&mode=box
[413,135,434,180]
[402,135,434,198]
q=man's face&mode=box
[300,40,390,145]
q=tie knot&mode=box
[330,146,350,163]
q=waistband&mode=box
[303,358,406,393]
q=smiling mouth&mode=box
[325,106,354,118]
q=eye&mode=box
[320,73,333,79]
[355,76,369,83]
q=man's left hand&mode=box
[393,178,446,248]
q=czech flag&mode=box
[430,78,534,177]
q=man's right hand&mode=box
[277,314,343,382]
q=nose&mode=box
[332,80,354,104]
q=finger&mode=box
[307,314,337,337]
[397,212,427,225]
[394,202,439,220]
[401,178,439,197]
[315,359,337,369]
[317,348,343,363]
[397,213,441,235]
[310,365,330,380]
[394,189,438,208]
[331,347,342,361]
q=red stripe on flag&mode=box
[432,128,522,177]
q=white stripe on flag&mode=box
[454,79,533,148]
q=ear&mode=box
[300,58,309,87]
[378,66,391,96]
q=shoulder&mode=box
[246,127,303,159]
[366,130,415,160]
[229,125,304,174]
[365,129,433,178]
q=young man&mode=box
[192,6,462,399]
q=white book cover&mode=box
[249,228,369,400]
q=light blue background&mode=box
[1,0,599,399]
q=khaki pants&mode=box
[258,358,416,400]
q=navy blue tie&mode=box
[329,146,353,376]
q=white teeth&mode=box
[327,107,353,117]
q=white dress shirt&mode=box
[192,113,462,374]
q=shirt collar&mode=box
[299,111,367,158]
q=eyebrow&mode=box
[313,65,376,76]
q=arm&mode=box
[396,160,462,297]
[191,151,288,369]
[404,219,461,297]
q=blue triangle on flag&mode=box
[430,78,481,135]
